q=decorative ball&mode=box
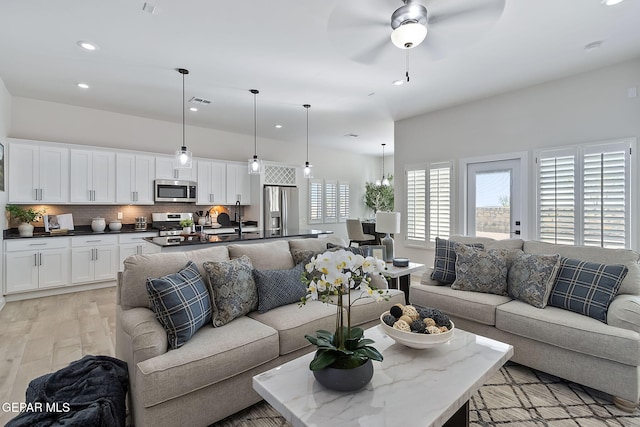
[382,314,396,327]
[411,319,426,333]
[423,317,436,327]
[399,315,413,325]
[439,326,449,333]
[417,307,437,319]
[389,304,404,318]
[393,319,411,332]
[426,325,442,335]
[402,305,420,321]
[433,312,452,329]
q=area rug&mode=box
[212,362,640,426]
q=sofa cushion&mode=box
[496,300,640,366]
[548,258,628,323]
[523,240,640,295]
[291,248,316,266]
[451,244,509,296]
[431,237,484,284]
[408,283,512,326]
[507,251,561,309]
[135,316,279,408]
[203,255,258,327]
[608,295,640,334]
[248,301,338,355]
[288,236,347,253]
[146,261,212,349]
[253,263,307,313]
[228,240,294,270]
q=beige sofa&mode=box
[409,236,640,411]
[115,236,405,426]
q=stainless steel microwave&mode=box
[154,180,197,203]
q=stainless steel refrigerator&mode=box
[263,185,299,233]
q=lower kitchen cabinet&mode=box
[118,232,160,271]
[71,235,118,284]
[4,238,71,294]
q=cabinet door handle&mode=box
[86,240,102,243]
[39,253,42,266]
[94,248,98,261]
[34,253,38,267]
[40,188,43,200]
[29,243,47,246]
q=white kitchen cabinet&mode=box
[7,140,69,203]
[225,162,251,205]
[197,160,227,205]
[155,156,197,181]
[118,232,160,271]
[70,149,116,203]
[4,238,71,294]
[116,153,155,204]
[71,235,118,284]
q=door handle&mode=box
[39,253,42,266]
[94,248,98,261]
[34,253,38,267]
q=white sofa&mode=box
[409,236,640,412]
[115,236,405,426]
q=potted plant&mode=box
[364,174,394,214]
[179,218,194,234]
[300,249,389,391]
[5,204,46,237]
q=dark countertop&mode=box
[3,224,157,239]
[145,229,334,247]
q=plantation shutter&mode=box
[338,182,350,222]
[324,180,337,223]
[406,168,426,242]
[538,152,576,245]
[429,163,452,242]
[308,179,322,224]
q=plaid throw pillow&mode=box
[146,261,212,349]
[431,237,484,284]
[548,258,628,322]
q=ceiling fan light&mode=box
[391,22,427,49]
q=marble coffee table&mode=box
[253,325,513,427]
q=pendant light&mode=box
[303,104,312,178]
[248,89,262,175]
[174,68,192,169]
[376,143,390,186]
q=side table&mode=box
[382,262,425,304]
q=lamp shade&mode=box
[390,22,427,49]
[375,212,401,234]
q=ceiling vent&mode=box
[189,97,212,105]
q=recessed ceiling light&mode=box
[392,80,404,86]
[189,107,198,112]
[274,124,283,129]
[142,2,156,14]
[601,0,624,5]
[584,41,603,51]
[77,41,98,51]
[77,83,89,89]
[345,133,359,138]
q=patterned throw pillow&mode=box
[326,242,369,256]
[431,237,484,284]
[291,248,317,266]
[507,251,561,308]
[451,243,509,295]
[548,258,628,322]
[203,255,258,327]
[146,261,212,349]
[253,263,307,313]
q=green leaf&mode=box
[309,349,339,371]
[356,347,384,362]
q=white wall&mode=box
[394,58,640,265]
[0,77,11,310]
[9,97,384,239]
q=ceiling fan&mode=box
[328,0,506,65]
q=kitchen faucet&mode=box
[235,201,242,237]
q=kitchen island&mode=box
[144,229,334,252]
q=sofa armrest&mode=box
[608,295,640,334]
[420,267,441,286]
[119,307,169,366]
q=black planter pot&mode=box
[312,359,374,392]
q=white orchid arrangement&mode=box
[300,249,389,370]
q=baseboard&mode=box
[4,281,116,303]
[0,296,6,312]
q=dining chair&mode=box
[346,219,376,247]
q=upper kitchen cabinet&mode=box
[197,160,226,205]
[116,153,155,204]
[155,156,197,181]
[70,149,116,203]
[225,162,251,205]
[8,140,70,203]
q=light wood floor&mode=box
[0,287,116,426]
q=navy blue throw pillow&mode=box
[431,237,484,284]
[253,263,307,313]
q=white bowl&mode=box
[379,311,454,349]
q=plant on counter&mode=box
[179,218,194,227]
[5,204,46,224]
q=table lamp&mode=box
[375,212,401,262]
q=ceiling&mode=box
[0,0,639,155]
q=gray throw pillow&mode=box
[548,258,628,323]
[203,255,258,327]
[253,263,307,313]
[291,248,317,266]
[431,237,484,284]
[507,251,561,308]
[146,261,212,349]
[451,243,509,296]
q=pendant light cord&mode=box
[251,89,259,157]
[182,71,185,148]
[382,143,386,181]
[304,104,311,163]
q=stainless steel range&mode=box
[151,212,193,245]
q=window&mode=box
[308,179,323,224]
[338,182,350,222]
[536,139,633,249]
[324,180,337,223]
[308,179,350,224]
[406,162,452,246]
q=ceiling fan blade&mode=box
[427,0,505,27]
[352,37,392,64]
